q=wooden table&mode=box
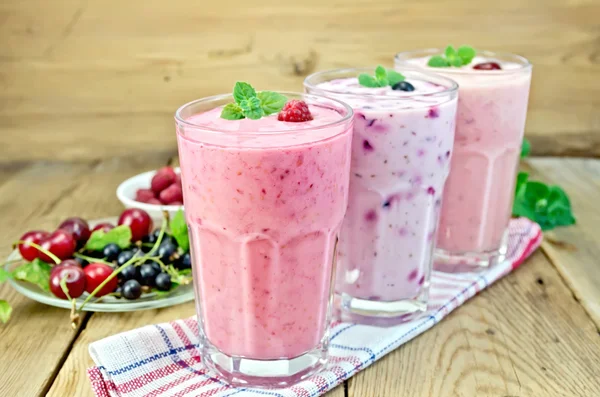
[0,157,599,397]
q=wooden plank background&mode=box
[1,0,600,162]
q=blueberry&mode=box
[139,263,158,286]
[176,252,192,270]
[155,273,172,291]
[158,241,177,263]
[117,250,136,266]
[103,243,122,262]
[142,230,158,245]
[119,264,137,281]
[74,256,88,267]
[392,81,415,92]
[122,279,142,300]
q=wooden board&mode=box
[347,251,600,397]
[526,158,600,328]
[1,0,600,162]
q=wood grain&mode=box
[526,158,600,329]
[1,0,599,162]
[347,251,600,397]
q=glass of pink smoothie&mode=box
[174,92,353,387]
[304,68,458,325]
[395,49,532,272]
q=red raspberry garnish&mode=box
[277,100,313,122]
[473,62,502,70]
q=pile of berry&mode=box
[14,208,192,303]
[135,166,184,205]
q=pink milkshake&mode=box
[175,91,353,387]
[396,49,532,272]
[305,68,458,325]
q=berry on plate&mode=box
[118,208,153,241]
[18,230,50,261]
[84,263,118,297]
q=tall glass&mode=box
[175,92,353,387]
[395,49,532,272]
[305,68,458,325]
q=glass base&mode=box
[335,289,428,327]
[434,232,508,273]
[200,337,328,388]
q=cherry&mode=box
[58,217,91,249]
[473,62,502,70]
[92,222,115,233]
[18,230,50,261]
[83,263,118,297]
[151,167,177,195]
[49,264,86,299]
[118,208,153,241]
[55,259,82,269]
[159,184,183,205]
[39,230,76,263]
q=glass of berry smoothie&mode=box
[395,48,532,272]
[175,84,353,387]
[305,67,458,325]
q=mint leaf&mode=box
[521,138,531,158]
[220,103,244,120]
[387,70,405,86]
[458,46,476,65]
[445,45,457,58]
[85,225,132,251]
[358,74,380,88]
[240,97,264,120]
[0,267,11,283]
[450,57,463,67]
[427,56,450,67]
[257,91,287,116]
[170,209,190,252]
[12,259,52,291]
[375,65,388,86]
[233,82,257,105]
[0,300,12,324]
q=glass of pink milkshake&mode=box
[175,89,353,387]
[395,49,532,272]
[305,68,458,325]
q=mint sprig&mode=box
[0,300,11,324]
[358,65,405,88]
[428,45,476,68]
[85,225,132,251]
[513,139,576,230]
[170,209,189,252]
[12,258,52,292]
[221,82,287,120]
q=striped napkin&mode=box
[88,218,542,397]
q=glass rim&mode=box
[394,48,532,75]
[303,66,459,101]
[174,91,354,135]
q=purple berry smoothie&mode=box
[305,69,458,325]
[395,50,532,272]
[175,93,353,387]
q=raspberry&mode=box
[277,100,313,122]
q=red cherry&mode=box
[18,230,50,261]
[58,217,91,249]
[83,263,118,297]
[49,265,86,299]
[118,208,153,241]
[473,62,502,70]
[55,259,82,269]
[39,230,76,263]
[92,222,114,233]
[151,167,177,195]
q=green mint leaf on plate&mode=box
[257,91,287,116]
[220,103,244,120]
[375,65,389,86]
[170,209,190,252]
[521,138,531,158]
[428,56,450,67]
[358,74,380,88]
[0,267,11,283]
[387,69,405,86]
[233,82,257,105]
[85,225,132,251]
[12,258,52,292]
[0,300,12,324]
[458,46,476,65]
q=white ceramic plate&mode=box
[5,218,194,312]
[116,168,184,221]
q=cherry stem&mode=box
[15,240,60,265]
[75,218,169,313]
[73,253,113,266]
